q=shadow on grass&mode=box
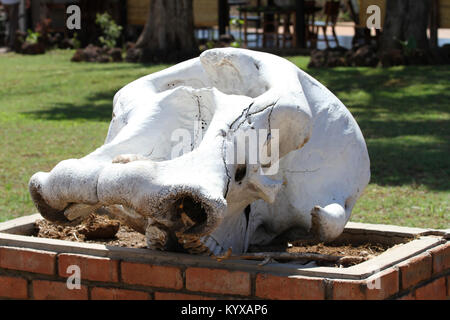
[23,91,116,122]
[368,139,449,190]
[21,61,165,122]
[308,65,450,191]
[308,66,450,113]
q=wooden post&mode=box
[218,0,229,36]
[295,0,306,48]
[345,0,359,24]
[244,11,248,47]
[429,0,438,48]
[120,0,128,43]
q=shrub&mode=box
[95,13,122,49]
[25,29,40,44]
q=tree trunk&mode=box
[135,0,198,63]
[380,0,431,52]
[429,0,438,48]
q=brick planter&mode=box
[0,214,448,300]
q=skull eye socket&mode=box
[234,165,247,182]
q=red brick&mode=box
[447,276,450,298]
[58,253,118,283]
[415,277,447,300]
[0,276,28,299]
[155,292,216,300]
[255,274,325,300]
[91,287,150,300]
[428,243,450,274]
[186,268,251,296]
[398,252,432,290]
[32,280,88,300]
[365,267,399,300]
[121,262,183,289]
[0,246,56,275]
[332,280,366,300]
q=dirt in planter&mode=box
[249,241,389,258]
[34,214,147,248]
[246,241,393,267]
[34,215,396,267]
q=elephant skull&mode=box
[29,48,370,255]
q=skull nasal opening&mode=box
[175,196,208,227]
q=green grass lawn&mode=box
[0,50,448,229]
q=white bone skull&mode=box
[29,48,370,255]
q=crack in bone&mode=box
[266,105,275,145]
[192,95,203,151]
[222,139,231,198]
[228,102,253,129]
[231,100,279,133]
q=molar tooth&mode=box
[183,234,197,241]
[183,242,199,249]
[181,212,196,228]
[190,245,208,254]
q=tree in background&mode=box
[380,0,431,53]
[134,0,198,63]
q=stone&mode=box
[380,49,405,67]
[309,45,380,68]
[108,48,123,62]
[350,45,379,67]
[71,45,123,63]
[125,47,141,62]
[21,42,46,55]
